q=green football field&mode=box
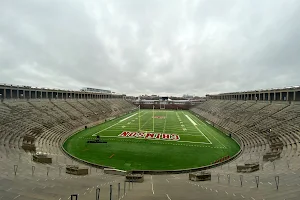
[63,109,240,171]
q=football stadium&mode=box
[1,0,300,199]
[1,84,300,200]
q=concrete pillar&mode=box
[4,88,6,98]
[294,91,296,101]
[268,93,270,101]
[280,92,282,101]
[46,91,48,99]
[286,92,289,101]
[35,91,37,99]
[17,89,19,99]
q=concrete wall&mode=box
[0,85,124,100]
[208,89,300,102]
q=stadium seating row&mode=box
[0,99,136,199]
[1,98,300,199]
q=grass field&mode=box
[63,109,240,171]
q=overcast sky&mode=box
[0,0,300,96]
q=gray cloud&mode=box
[0,0,300,96]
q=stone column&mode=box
[280,92,282,101]
[3,88,6,98]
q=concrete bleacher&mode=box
[1,98,300,199]
[0,98,136,199]
[188,99,300,199]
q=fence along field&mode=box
[63,109,240,171]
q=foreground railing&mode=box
[70,181,134,200]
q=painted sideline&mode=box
[185,114,197,126]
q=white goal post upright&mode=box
[138,105,141,131]
[138,104,155,133]
[153,105,155,132]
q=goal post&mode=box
[152,105,154,132]
[138,105,155,132]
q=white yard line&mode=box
[92,112,145,136]
[189,113,226,148]
[200,125,226,148]
[181,112,212,144]
[140,112,154,130]
[166,194,171,200]
[120,113,138,122]
[194,125,212,144]
[163,112,168,133]
[185,114,197,126]
[182,134,204,137]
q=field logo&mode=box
[152,116,165,119]
[119,131,180,141]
